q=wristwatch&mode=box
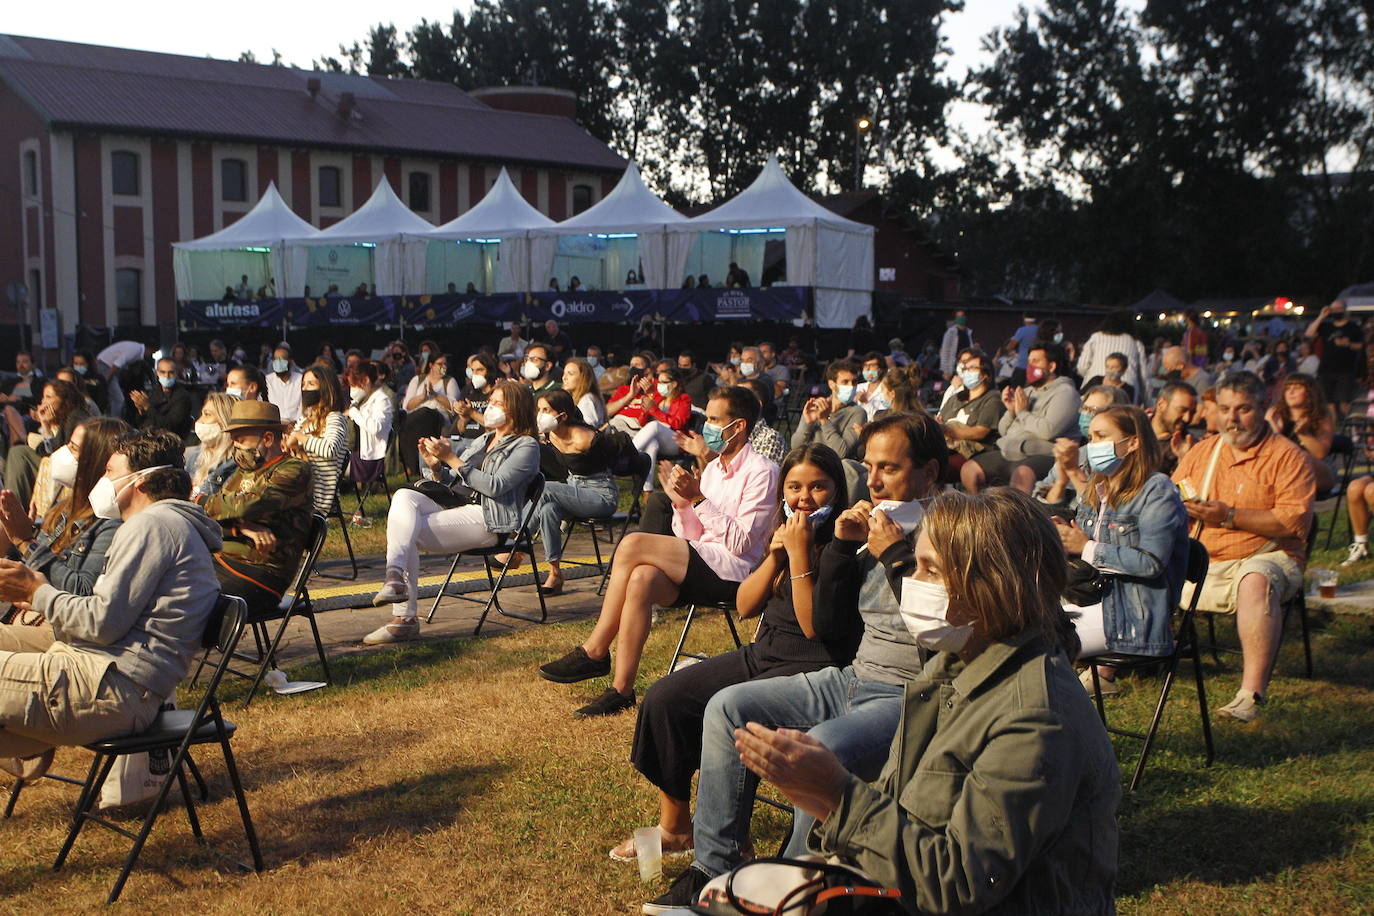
[1222,507,1236,529]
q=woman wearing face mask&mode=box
[610,444,854,865]
[631,368,693,493]
[190,393,238,501]
[531,389,619,596]
[853,352,888,421]
[1053,405,1189,694]
[0,418,130,622]
[365,381,540,644]
[454,353,499,439]
[283,364,347,514]
[561,358,606,427]
[6,379,91,514]
[400,352,462,477]
[730,489,1119,916]
[344,361,394,499]
[936,354,1003,476]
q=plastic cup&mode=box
[634,827,663,883]
[1315,568,1338,599]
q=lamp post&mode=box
[853,116,871,191]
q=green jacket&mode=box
[204,454,313,591]
[812,628,1120,915]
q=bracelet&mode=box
[789,570,814,580]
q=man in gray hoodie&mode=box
[0,429,221,782]
[966,342,1082,493]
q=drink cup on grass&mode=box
[634,827,663,883]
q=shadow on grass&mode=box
[1117,797,1374,894]
[262,761,510,865]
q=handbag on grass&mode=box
[691,855,902,916]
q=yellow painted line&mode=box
[308,555,605,599]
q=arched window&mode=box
[408,172,431,212]
[571,183,593,215]
[115,268,142,326]
[319,165,341,207]
[111,150,139,195]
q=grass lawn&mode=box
[0,601,1371,914]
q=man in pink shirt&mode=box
[539,387,779,718]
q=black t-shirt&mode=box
[754,526,861,666]
[1316,319,1364,375]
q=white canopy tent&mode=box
[171,183,315,300]
[528,163,686,291]
[666,155,875,327]
[403,167,555,294]
[283,179,433,296]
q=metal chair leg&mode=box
[1129,656,1180,793]
[666,605,698,677]
[426,552,465,623]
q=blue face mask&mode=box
[1078,412,1094,438]
[272,358,289,374]
[702,418,739,453]
[158,375,175,389]
[836,384,856,404]
[1085,439,1125,475]
[782,502,834,525]
[959,369,982,390]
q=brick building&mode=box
[0,34,625,337]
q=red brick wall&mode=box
[151,139,179,320]
[468,165,485,212]
[0,83,50,323]
[73,136,105,324]
[291,151,311,217]
[548,170,567,220]
[352,155,371,204]
[383,156,402,191]
[112,206,142,258]
[257,146,277,194]
[439,161,458,221]
[190,143,214,237]
[521,168,538,207]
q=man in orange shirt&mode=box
[1172,372,1314,723]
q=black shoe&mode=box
[642,865,712,915]
[539,646,611,683]
[574,687,636,719]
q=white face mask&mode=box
[225,386,243,399]
[483,405,507,428]
[89,465,171,521]
[272,358,290,374]
[349,386,366,402]
[899,578,973,653]
[469,374,488,390]
[657,382,671,397]
[586,356,599,367]
[49,445,78,489]
[536,412,559,434]
[193,421,221,443]
[739,361,756,376]
[871,499,927,535]
[521,361,543,381]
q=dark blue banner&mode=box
[180,286,809,329]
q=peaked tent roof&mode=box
[671,155,872,234]
[173,182,316,249]
[535,162,684,234]
[423,167,555,239]
[300,179,433,244]
[1128,288,1189,315]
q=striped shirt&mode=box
[294,411,348,513]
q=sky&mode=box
[9,0,1034,83]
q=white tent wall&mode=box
[678,231,769,287]
[423,240,499,293]
[813,224,874,326]
[815,290,872,328]
[501,237,533,292]
[174,249,273,300]
[784,225,817,287]
[304,244,374,295]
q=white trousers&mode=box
[1066,602,1110,658]
[385,491,498,619]
[633,420,680,488]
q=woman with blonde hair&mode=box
[1052,405,1189,692]
[191,392,238,499]
[561,357,607,427]
[284,363,347,514]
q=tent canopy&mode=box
[286,179,431,296]
[1127,288,1189,315]
[532,162,685,236]
[172,182,316,250]
[668,155,873,234]
[300,178,433,244]
[172,182,316,299]
[423,167,555,239]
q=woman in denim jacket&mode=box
[365,381,540,644]
[1054,405,1189,692]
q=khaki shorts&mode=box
[1183,550,1304,614]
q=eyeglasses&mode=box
[1080,406,1106,417]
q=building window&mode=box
[23,151,38,197]
[28,270,41,309]
[111,150,139,196]
[571,183,593,215]
[222,158,248,202]
[116,268,141,326]
[408,172,431,212]
[319,165,341,207]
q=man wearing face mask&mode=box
[202,401,313,620]
[1171,372,1315,723]
[0,430,220,784]
[129,358,194,441]
[264,344,304,422]
[644,412,947,911]
[790,360,866,461]
[520,343,561,394]
[938,310,975,380]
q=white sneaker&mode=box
[1342,541,1368,567]
[362,620,420,645]
[372,569,409,606]
[1217,688,1265,723]
[1079,667,1121,696]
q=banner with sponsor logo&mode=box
[179,286,809,329]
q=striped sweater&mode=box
[293,411,347,513]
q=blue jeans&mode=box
[693,666,904,876]
[535,474,618,564]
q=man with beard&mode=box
[965,343,1081,492]
[1172,371,1314,723]
[202,401,313,618]
[1150,380,1199,475]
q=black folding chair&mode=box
[1081,539,1214,793]
[197,514,332,707]
[51,594,264,904]
[1323,416,1371,548]
[318,450,358,581]
[665,600,743,677]
[349,424,397,520]
[426,475,549,636]
[558,451,651,589]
